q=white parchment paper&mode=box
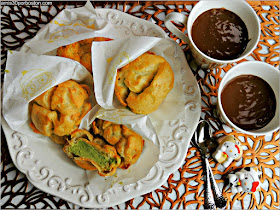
[20,1,116,55]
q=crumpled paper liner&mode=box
[20,1,116,55]
[91,36,186,121]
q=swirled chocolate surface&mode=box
[221,75,276,131]
[192,8,249,60]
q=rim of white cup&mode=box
[217,61,280,136]
[187,1,261,64]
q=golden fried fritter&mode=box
[57,37,112,73]
[116,125,144,169]
[115,52,174,114]
[29,80,91,144]
[92,119,144,169]
[51,80,89,115]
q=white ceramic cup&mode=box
[217,61,280,136]
[164,1,260,69]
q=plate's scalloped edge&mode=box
[2,111,199,208]
[5,129,93,206]
[1,8,201,208]
[95,8,168,38]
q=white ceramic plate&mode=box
[1,8,201,208]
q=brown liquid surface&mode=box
[221,75,276,131]
[192,8,249,60]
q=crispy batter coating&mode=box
[50,133,68,145]
[71,129,94,142]
[33,86,56,109]
[115,52,174,114]
[116,125,144,169]
[92,119,144,169]
[53,114,78,136]
[29,80,91,144]
[92,119,122,145]
[63,130,121,176]
[57,37,112,73]
[30,103,58,136]
[51,80,89,115]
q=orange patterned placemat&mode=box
[1,1,279,209]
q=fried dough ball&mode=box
[63,130,121,176]
[115,52,174,114]
[92,119,144,169]
[29,80,91,144]
[57,37,112,73]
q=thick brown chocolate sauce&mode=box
[192,8,249,60]
[221,75,276,131]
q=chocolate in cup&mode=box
[217,61,279,136]
[165,1,260,69]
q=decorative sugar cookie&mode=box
[213,135,243,168]
[228,166,262,193]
